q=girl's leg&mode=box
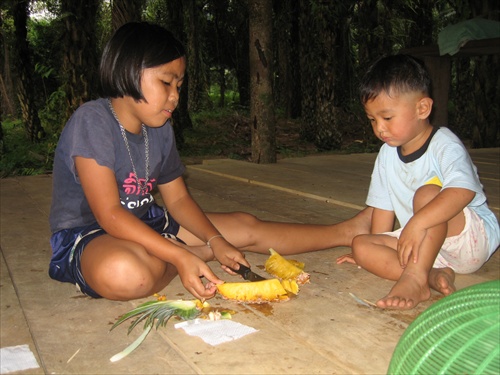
[177,207,373,255]
[80,235,212,301]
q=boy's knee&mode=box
[413,184,441,211]
[351,234,369,261]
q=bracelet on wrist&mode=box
[206,234,224,248]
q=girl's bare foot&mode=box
[353,207,373,234]
[339,207,373,246]
[376,271,431,310]
[428,267,455,296]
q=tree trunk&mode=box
[299,1,345,150]
[218,66,225,108]
[273,0,301,119]
[297,0,316,142]
[0,10,15,118]
[232,1,250,107]
[60,0,100,117]
[248,0,275,163]
[158,0,193,148]
[184,0,209,112]
[12,0,44,142]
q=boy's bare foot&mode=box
[376,271,431,310]
[428,267,455,296]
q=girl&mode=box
[49,22,370,301]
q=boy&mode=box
[337,54,499,310]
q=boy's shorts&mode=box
[49,204,182,298]
[385,207,490,274]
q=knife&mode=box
[230,263,267,282]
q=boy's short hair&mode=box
[99,22,185,101]
[360,54,431,104]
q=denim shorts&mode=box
[49,204,182,298]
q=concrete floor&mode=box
[1,149,499,375]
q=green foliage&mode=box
[181,108,322,162]
[0,118,55,177]
[38,88,68,136]
[207,83,240,108]
[28,17,65,107]
[1,0,497,178]
[181,108,250,159]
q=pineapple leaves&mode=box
[109,324,153,362]
[110,299,204,362]
[111,300,203,335]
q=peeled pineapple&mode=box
[287,259,305,270]
[265,248,310,284]
[217,279,290,303]
[281,279,299,295]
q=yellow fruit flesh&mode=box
[217,279,289,303]
[287,259,305,270]
[281,279,299,295]
[265,248,310,284]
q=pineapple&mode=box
[265,248,310,284]
[281,279,300,295]
[217,279,290,303]
[287,259,305,270]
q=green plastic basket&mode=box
[387,280,500,375]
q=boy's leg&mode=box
[352,232,456,307]
[380,184,463,309]
[354,185,462,309]
[177,207,373,255]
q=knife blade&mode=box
[230,263,267,282]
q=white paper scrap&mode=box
[175,319,258,346]
[0,344,40,374]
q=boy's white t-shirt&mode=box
[366,126,500,258]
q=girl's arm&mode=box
[157,177,249,271]
[75,156,222,299]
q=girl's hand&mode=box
[176,253,223,300]
[210,239,250,275]
[397,220,426,267]
[336,253,358,265]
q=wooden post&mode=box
[423,55,451,127]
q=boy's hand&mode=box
[397,221,427,267]
[176,253,224,300]
[336,253,358,265]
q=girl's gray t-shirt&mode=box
[49,98,185,233]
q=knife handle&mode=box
[231,263,250,278]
